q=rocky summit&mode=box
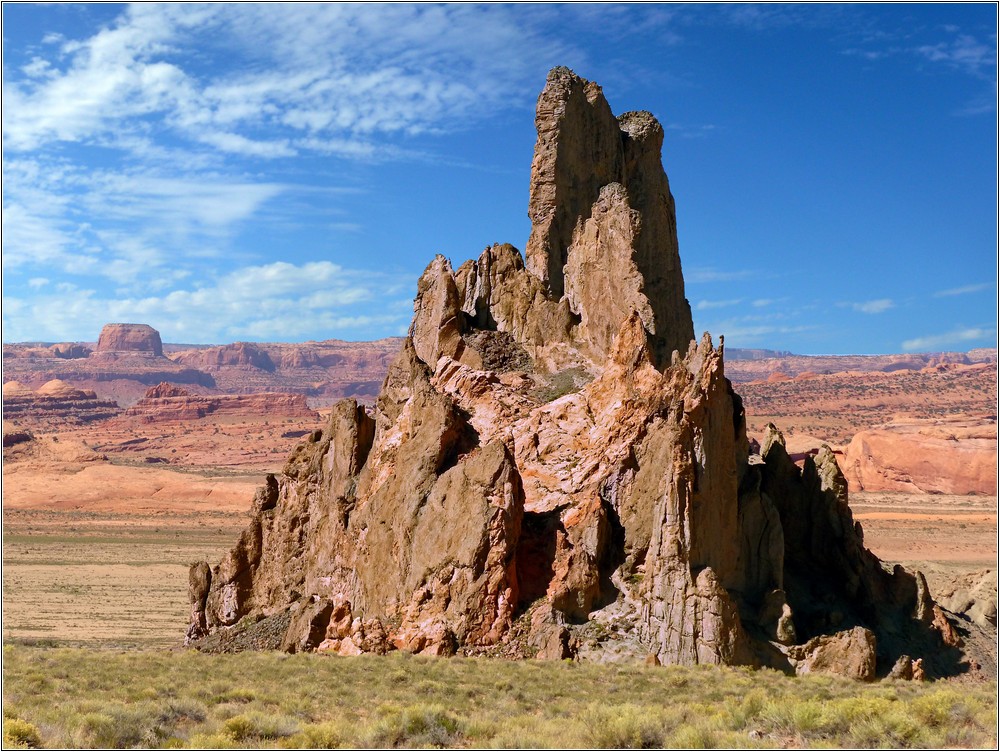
[188,69,978,679]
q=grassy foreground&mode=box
[2,645,996,749]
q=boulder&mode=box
[787,627,877,681]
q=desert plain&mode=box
[2,339,996,653]
[2,338,998,749]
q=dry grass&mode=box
[2,646,996,749]
[2,509,244,649]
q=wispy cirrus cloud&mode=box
[914,33,996,78]
[933,282,994,297]
[695,298,744,311]
[2,4,574,157]
[686,267,758,284]
[902,327,995,352]
[850,298,894,314]
[841,22,996,114]
[2,157,288,286]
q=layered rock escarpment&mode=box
[188,68,974,679]
[842,416,997,495]
[2,379,121,427]
[118,383,317,424]
[171,342,277,372]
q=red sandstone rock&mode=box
[95,323,163,355]
[49,343,91,359]
[118,391,317,424]
[171,342,276,371]
[843,417,997,495]
[2,380,121,427]
[143,382,191,399]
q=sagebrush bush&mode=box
[2,645,996,749]
[3,718,42,748]
[221,711,299,742]
[364,703,465,748]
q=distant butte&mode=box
[94,323,164,356]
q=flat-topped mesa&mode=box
[95,323,163,356]
[525,67,694,367]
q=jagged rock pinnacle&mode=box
[187,69,971,680]
[525,67,694,367]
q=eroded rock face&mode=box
[189,68,970,679]
[526,67,693,367]
[842,417,997,495]
[172,342,276,372]
[2,379,121,426]
[118,386,316,424]
[49,343,91,359]
[95,323,164,356]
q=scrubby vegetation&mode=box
[3,644,996,749]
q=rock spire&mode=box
[187,68,981,680]
[526,67,694,366]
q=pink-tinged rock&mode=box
[95,323,163,355]
[843,417,997,495]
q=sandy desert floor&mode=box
[2,455,996,650]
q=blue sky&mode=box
[2,3,997,354]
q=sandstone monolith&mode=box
[188,68,977,679]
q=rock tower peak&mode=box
[525,67,694,366]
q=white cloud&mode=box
[902,327,994,352]
[708,324,815,343]
[915,34,995,78]
[851,298,894,314]
[3,4,574,158]
[686,267,757,283]
[695,298,743,310]
[2,260,416,344]
[195,132,296,159]
[933,282,993,297]
[2,159,287,285]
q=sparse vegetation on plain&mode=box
[3,645,996,749]
[740,365,996,444]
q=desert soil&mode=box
[2,367,996,651]
[2,460,995,649]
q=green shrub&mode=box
[3,718,41,749]
[584,705,666,748]
[910,689,967,728]
[221,711,299,742]
[284,720,346,748]
[667,724,719,749]
[365,704,465,748]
